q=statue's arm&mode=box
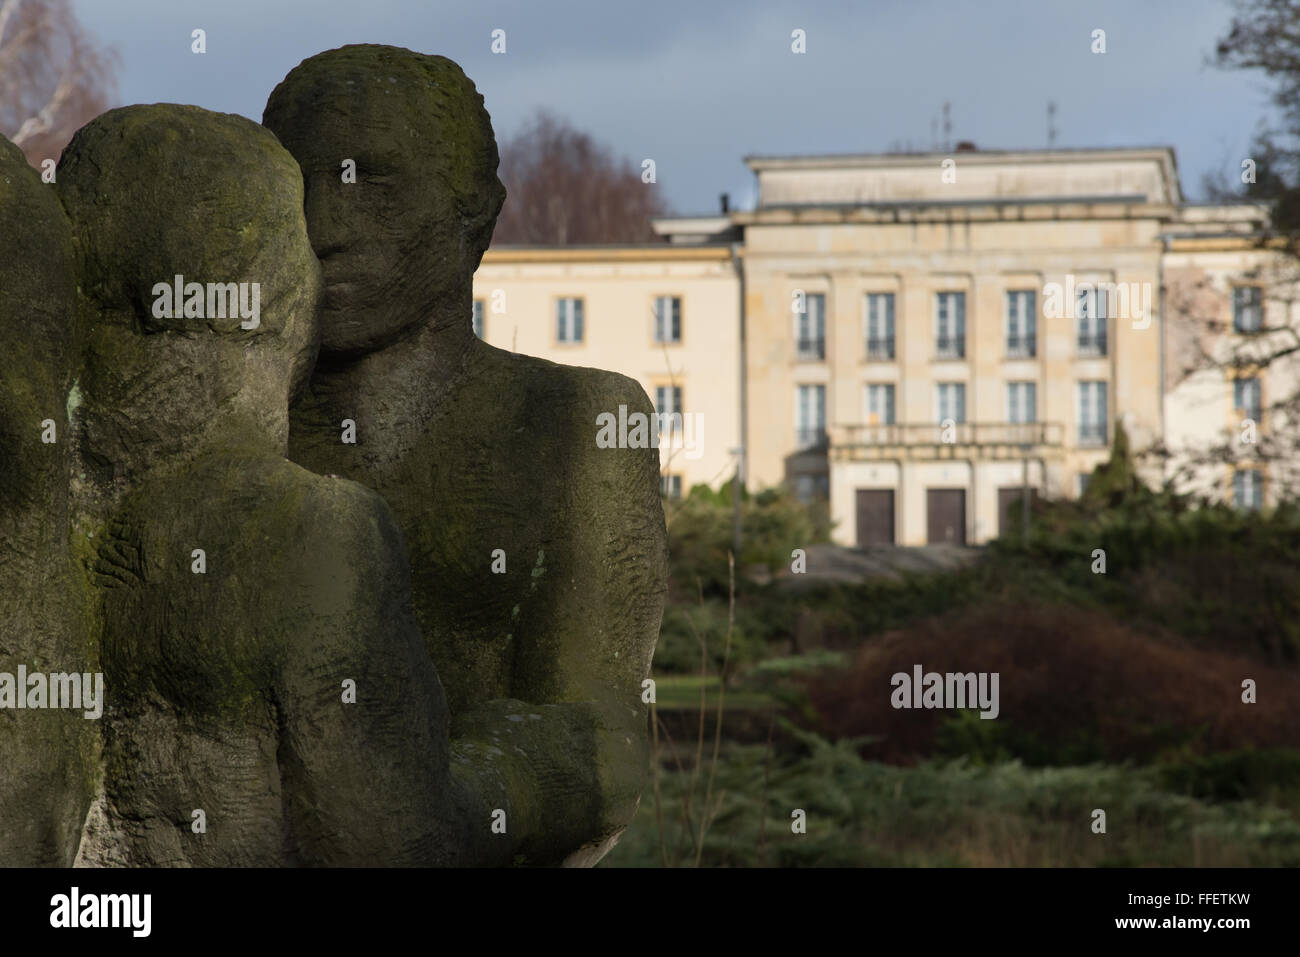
[452,370,668,865]
[274,479,465,865]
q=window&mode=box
[1077,472,1091,497]
[1076,285,1108,356]
[796,384,827,448]
[661,474,682,500]
[935,292,965,359]
[1233,286,1262,333]
[1078,381,1108,446]
[654,385,682,435]
[472,299,485,339]
[794,474,829,502]
[936,382,966,425]
[654,296,682,344]
[795,293,826,360]
[866,293,895,360]
[1234,468,1263,510]
[865,383,895,426]
[557,297,584,343]
[1006,290,1036,357]
[1235,377,1262,422]
[1007,381,1037,423]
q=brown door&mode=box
[997,486,1038,538]
[855,489,895,546]
[927,488,966,545]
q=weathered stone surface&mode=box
[0,134,95,867]
[1,49,665,868]
[265,45,668,865]
[56,105,467,866]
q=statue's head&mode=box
[0,134,77,514]
[57,104,322,475]
[263,44,506,359]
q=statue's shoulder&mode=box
[466,340,655,420]
[462,344,661,513]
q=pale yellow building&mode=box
[472,245,742,498]
[1161,204,1300,507]
[474,145,1292,545]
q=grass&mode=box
[652,675,774,712]
[632,477,1300,867]
[603,730,1300,868]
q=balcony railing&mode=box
[866,336,895,360]
[1006,335,1036,358]
[830,421,1065,461]
[1077,333,1107,357]
[935,335,965,359]
[796,337,826,360]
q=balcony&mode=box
[935,335,965,360]
[866,336,895,361]
[796,337,826,361]
[829,421,1064,462]
[1006,335,1036,358]
[1077,333,1107,357]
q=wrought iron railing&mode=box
[866,336,895,360]
[935,335,965,359]
[796,337,825,360]
[1077,333,1107,357]
[796,427,829,450]
[1006,335,1036,358]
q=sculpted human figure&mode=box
[264,45,668,865]
[0,135,96,866]
[57,104,477,865]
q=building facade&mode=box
[472,245,741,499]
[473,146,1290,546]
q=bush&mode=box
[988,425,1300,663]
[665,482,830,597]
[602,728,1300,867]
[652,597,766,676]
[801,601,1300,766]
[1158,749,1300,803]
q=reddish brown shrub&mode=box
[803,602,1300,764]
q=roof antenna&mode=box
[942,101,951,152]
[1047,101,1058,147]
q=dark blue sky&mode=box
[77,0,1274,213]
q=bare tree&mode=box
[1140,0,1300,500]
[492,110,670,245]
[0,0,117,168]
[1154,254,1300,498]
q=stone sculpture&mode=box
[0,45,667,867]
[264,44,668,866]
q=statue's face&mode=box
[290,123,467,357]
[264,48,506,360]
[56,105,322,465]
